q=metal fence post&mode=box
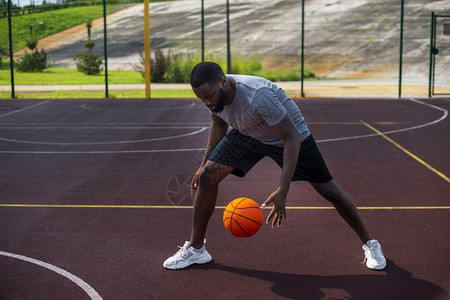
[398,0,404,98]
[300,0,305,98]
[201,0,204,62]
[226,0,231,73]
[428,12,435,98]
[8,0,15,99]
[144,0,151,99]
[103,0,109,98]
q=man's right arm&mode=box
[199,114,229,166]
[191,114,228,195]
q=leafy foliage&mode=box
[16,49,48,72]
[74,51,103,75]
[15,25,48,72]
[74,19,103,75]
[0,45,7,69]
[151,46,169,82]
[135,47,197,83]
[25,38,38,51]
[136,49,315,83]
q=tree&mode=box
[74,19,103,75]
[15,25,48,72]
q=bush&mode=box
[135,50,315,83]
[74,51,103,75]
[231,57,262,74]
[135,52,146,78]
[83,40,96,50]
[165,52,197,83]
[25,39,38,51]
[136,47,194,83]
[15,24,49,72]
[16,49,48,72]
[0,45,7,69]
[74,19,103,75]
[151,46,169,82]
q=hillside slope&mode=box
[38,0,449,82]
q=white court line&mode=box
[316,98,447,143]
[0,98,446,153]
[0,250,102,300]
[0,100,51,118]
[0,148,207,154]
[0,126,206,129]
[0,127,207,145]
[81,102,195,111]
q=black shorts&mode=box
[208,129,333,183]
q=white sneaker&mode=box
[163,240,212,270]
[362,239,387,270]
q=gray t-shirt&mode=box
[212,75,310,146]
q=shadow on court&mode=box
[195,260,448,300]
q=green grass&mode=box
[0,66,198,98]
[254,68,312,82]
[0,4,127,53]
[0,89,197,99]
[0,67,144,85]
[0,64,302,99]
[1,88,295,99]
[1,64,316,86]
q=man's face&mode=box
[193,80,227,113]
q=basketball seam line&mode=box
[224,209,263,226]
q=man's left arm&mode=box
[262,114,301,227]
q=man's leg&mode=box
[163,160,234,269]
[309,179,371,243]
[190,160,234,249]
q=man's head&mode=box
[190,62,230,113]
[190,62,225,88]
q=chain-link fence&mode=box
[1,0,449,98]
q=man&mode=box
[163,62,386,270]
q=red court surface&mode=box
[0,97,449,299]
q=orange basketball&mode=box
[223,197,263,237]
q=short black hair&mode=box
[190,62,225,88]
